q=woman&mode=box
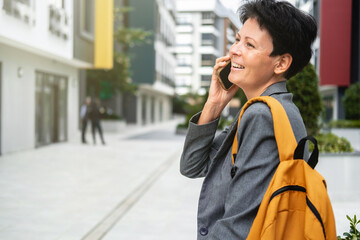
[180,0,317,239]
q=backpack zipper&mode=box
[268,185,326,239]
[306,196,326,239]
[269,185,306,202]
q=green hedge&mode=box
[310,133,353,153]
[329,120,360,128]
[176,116,233,131]
[101,113,123,120]
[287,63,322,135]
[342,83,360,120]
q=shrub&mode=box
[176,92,207,130]
[287,63,323,135]
[175,90,235,131]
[343,83,360,120]
[172,95,187,114]
[310,133,353,153]
[337,215,360,240]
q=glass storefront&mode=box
[35,71,68,147]
[322,94,335,123]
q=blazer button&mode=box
[199,227,208,236]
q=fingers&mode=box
[212,56,231,76]
[216,55,230,64]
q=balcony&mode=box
[48,4,69,40]
[2,0,35,25]
[177,25,193,33]
[176,66,193,75]
[176,45,193,54]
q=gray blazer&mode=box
[180,81,308,239]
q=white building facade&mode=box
[175,0,241,95]
[124,0,176,125]
[0,0,113,154]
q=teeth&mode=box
[232,63,245,69]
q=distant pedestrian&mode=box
[89,98,106,145]
[80,96,91,144]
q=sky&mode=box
[220,0,296,13]
[220,0,242,13]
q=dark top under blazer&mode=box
[180,81,308,239]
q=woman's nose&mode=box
[230,42,242,56]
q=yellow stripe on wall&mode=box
[94,0,113,69]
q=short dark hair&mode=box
[238,0,317,79]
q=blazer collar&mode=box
[214,80,289,158]
[261,80,288,97]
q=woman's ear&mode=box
[274,53,292,75]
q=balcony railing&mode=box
[2,0,35,25]
[48,4,69,40]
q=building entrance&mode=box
[35,71,68,147]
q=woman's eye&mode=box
[247,43,254,48]
[235,38,240,42]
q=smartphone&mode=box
[216,60,233,91]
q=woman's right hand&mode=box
[198,56,239,125]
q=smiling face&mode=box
[229,18,283,98]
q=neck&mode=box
[243,77,284,100]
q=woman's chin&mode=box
[228,74,239,85]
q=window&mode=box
[313,0,320,25]
[202,33,217,47]
[202,12,215,25]
[80,0,94,41]
[176,76,188,87]
[202,12,215,21]
[314,48,319,73]
[151,97,155,123]
[177,55,192,66]
[201,75,211,87]
[322,94,335,123]
[177,13,192,25]
[201,54,216,67]
[141,95,147,125]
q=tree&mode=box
[342,82,360,120]
[286,63,323,135]
[86,7,152,99]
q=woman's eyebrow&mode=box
[236,32,256,42]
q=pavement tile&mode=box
[0,118,358,239]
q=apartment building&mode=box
[294,0,360,121]
[122,0,176,125]
[318,0,359,121]
[175,0,241,95]
[0,0,113,154]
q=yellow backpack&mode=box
[231,96,337,240]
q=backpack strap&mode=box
[294,135,319,169]
[231,96,297,166]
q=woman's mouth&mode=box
[232,62,245,70]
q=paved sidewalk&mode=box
[0,118,203,240]
[0,117,358,239]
